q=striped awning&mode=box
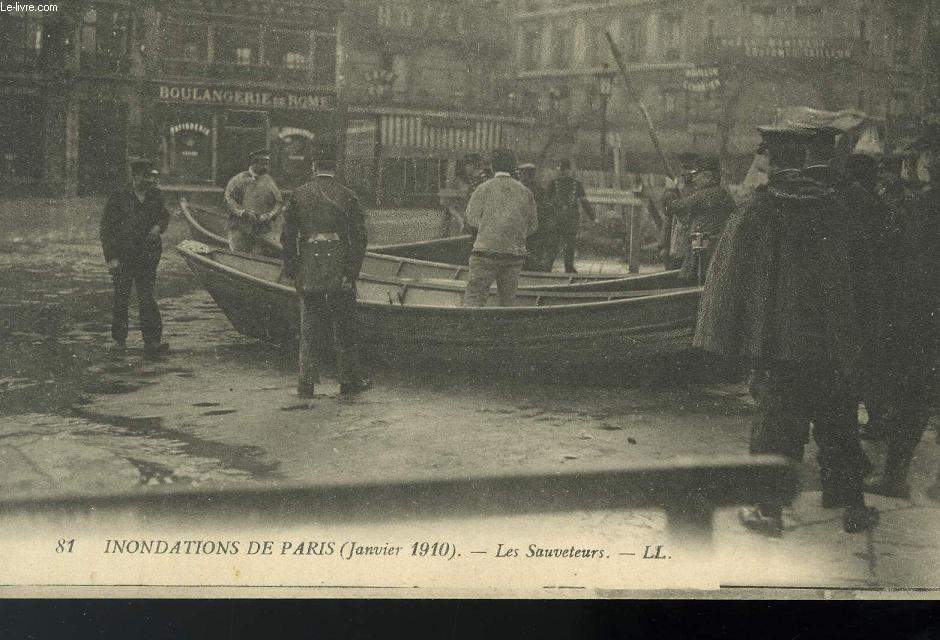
[379,114,502,151]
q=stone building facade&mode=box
[508,0,935,177]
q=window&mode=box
[660,13,682,61]
[214,26,260,65]
[81,8,130,58]
[623,22,644,62]
[523,27,542,70]
[381,158,446,206]
[552,25,572,68]
[265,30,309,68]
[235,47,252,65]
[164,22,208,61]
[0,11,42,63]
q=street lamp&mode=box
[596,63,615,162]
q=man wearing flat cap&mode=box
[695,125,878,537]
[99,158,170,359]
[224,148,283,253]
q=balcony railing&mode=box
[159,59,331,86]
[701,36,870,63]
[0,48,43,71]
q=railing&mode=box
[0,456,797,544]
[701,36,870,63]
[159,59,329,85]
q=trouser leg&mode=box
[883,376,932,481]
[562,232,578,273]
[541,233,560,272]
[463,255,498,307]
[134,262,163,346]
[750,366,811,517]
[110,270,133,343]
[811,373,868,506]
[298,294,324,394]
[331,288,364,386]
[495,260,523,307]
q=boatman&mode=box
[99,158,170,359]
[544,158,596,274]
[694,125,879,537]
[224,148,282,253]
[281,147,370,398]
[517,162,553,272]
[658,152,700,269]
[463,148,538,307]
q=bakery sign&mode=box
[156,85,335,111]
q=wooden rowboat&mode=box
[177,240,701,367]
[179,198,683,293]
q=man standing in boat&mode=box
[463,148,538,307]
[517,162,552,271]
[224,148,283,253]
[281,147,370,398]
[99,158,170,359]
[544,158,596,274]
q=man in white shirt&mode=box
[462,149,538,307]
[223,148,282,253]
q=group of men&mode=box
[459,150,597,307]
[694,122,939,536]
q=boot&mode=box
[865,448,913,499]
[738,504,783,538]
[843,504,880,533]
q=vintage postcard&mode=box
[0,0,937,598]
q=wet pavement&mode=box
[1,200,939,592]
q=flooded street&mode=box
[2,207,939,590]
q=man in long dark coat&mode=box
[866,131,939,499]
[544,159,595,273]
[100,158,170,359]
[695,126,878,537]
[517,163,553,272]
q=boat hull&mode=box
[178,242,701,367]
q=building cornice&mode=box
[346,104,535,126]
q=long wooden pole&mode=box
[604,31,676,180]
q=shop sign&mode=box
[169,122,211,136]
[157,85,334,111]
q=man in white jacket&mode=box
[462,149,538,307]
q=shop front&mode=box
[0,84,46,193]
[152,83,340,190]
[344,108,536,207]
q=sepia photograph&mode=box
[0,0,937,599]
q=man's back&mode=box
[465,175,537,256]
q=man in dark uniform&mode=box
[658,152,700,269]
[544,158,596,273]
[866,128,939,499]
[695,126,878,536]
[517,163,552,272]
[665,155,735,284]
[99,158,170,359]
[281,149,370,398]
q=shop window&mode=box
[381,158,446,206]
[164,121,213,184]
[0,97,42,185]
[235,47,253,66]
